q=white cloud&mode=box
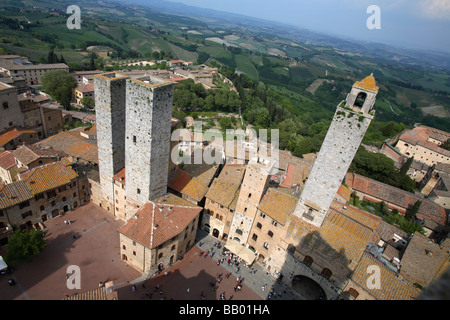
[421,0,450,19]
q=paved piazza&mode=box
[0,203,300,300]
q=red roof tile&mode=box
[20,161,78,195]
[113,168,126,185]
[0,129,37,147]
[119,194,201,249]
[0,151,16,170]
[345,172,447,225]
[0,180,33,209]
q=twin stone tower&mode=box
[94,71,379,228]
[95,73,174,221]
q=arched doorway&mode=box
[292,275,327,300]
[212,228,220,238]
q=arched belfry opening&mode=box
[354,91,367,108]
[344,73,379,115]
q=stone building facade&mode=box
[0,82,24,133]
[229,157,275,244]
[395,126,450,167]
[202,164,246,239]
[0,161,85,246]
[119,194,202,275]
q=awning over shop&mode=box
[0,256,8,271]
[224,240,256,264]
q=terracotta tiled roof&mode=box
[181,177,209,202]
[64,282,117,300]
[183,162,219,188]
[20,161,78,195]
[112,168,126,185]
[205,164,246,208]
[169,167,210,202]
[286,214,319,240]
[345,172,447,225]
[0,129,37,147]
[35,131,98,163]
[258,188,298,225]
[398,126,450,157]
[168,167,191,193]
[119,194,201,249]
[399,232,450,288]
[373,219,408,244]
[75,83,94,93]
[0,151,16,170]
[351,252,420,300]
[319,209,374,263]
[336,184,352,202]
[279,164,302,188]
[0,180,33,209]
[12,144,66,166]
[329,200,380,231]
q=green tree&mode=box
[89,53,96,70]
[80,96,95,109]
[406,200,421,221]
[41,70,77,108]
[4,229,47,264]
[218,117,232,131]
[399,157,414,176]
[349,147,397,181]
[47,48,58,64]
[440,138,450,151]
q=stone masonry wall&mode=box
[94,73,127,213]
[294,105,373,227]
[125,78,174,219]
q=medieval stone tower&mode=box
[229,156,275,243]
[94,72,129,214]
[293,74,379,227]
[124,76,174,220]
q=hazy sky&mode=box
[165,0,450,53]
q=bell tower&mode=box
[293,74,379,227]
[345,73,378,114]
